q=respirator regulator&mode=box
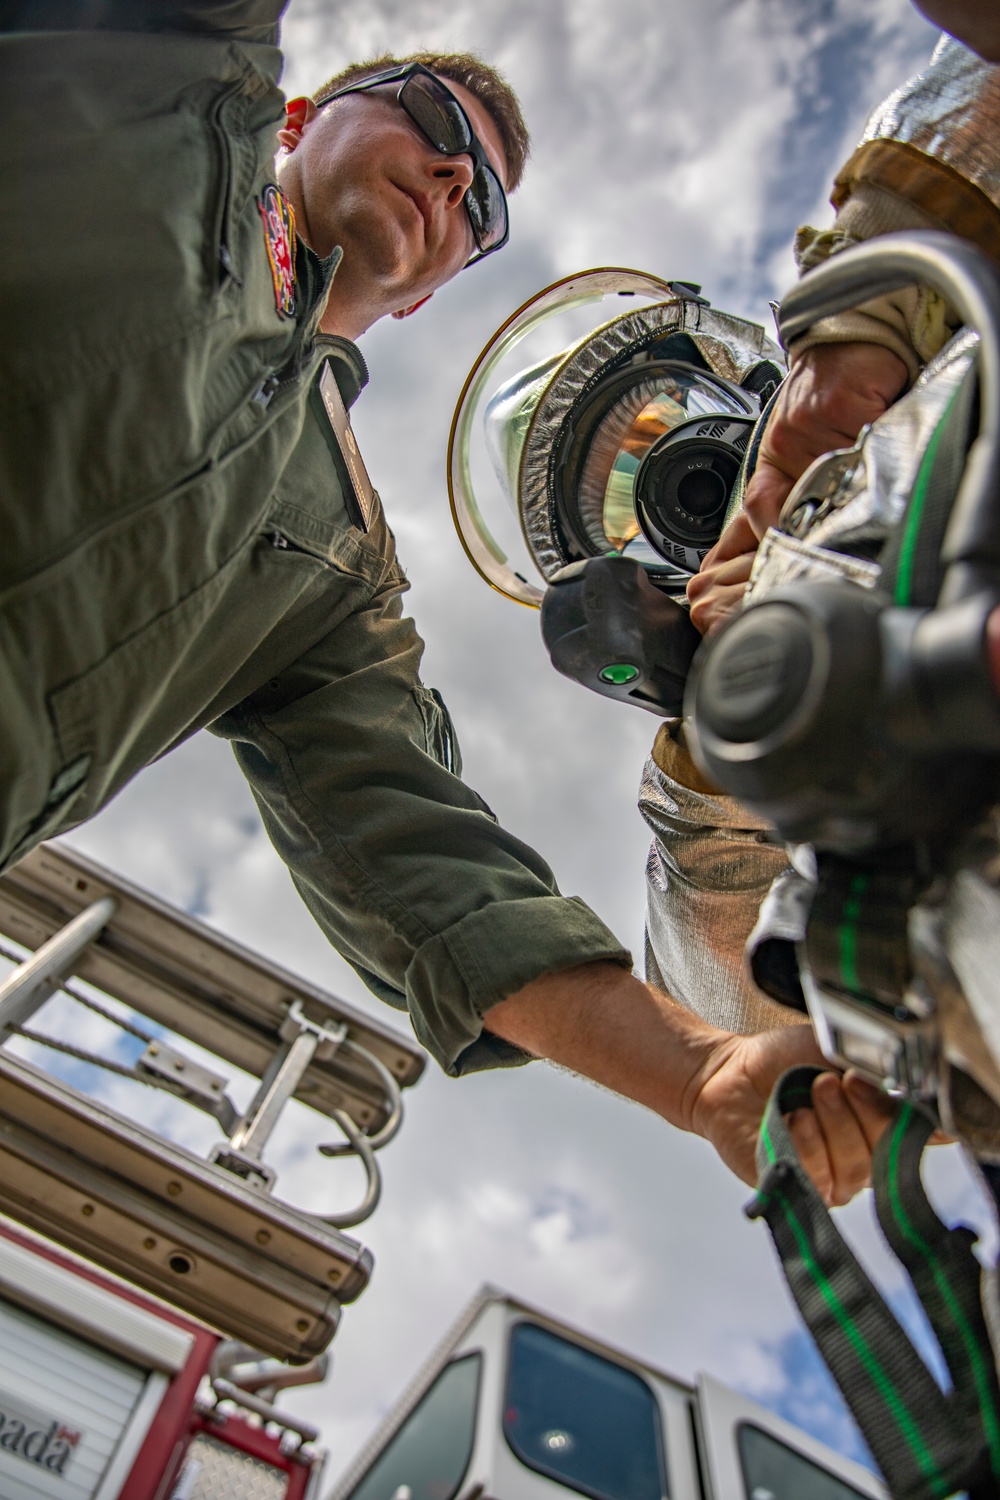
[447,269,783,713]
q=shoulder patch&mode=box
[258,184,297,319]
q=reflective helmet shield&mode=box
[483,349,568,517]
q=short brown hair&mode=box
[312,52,530,192]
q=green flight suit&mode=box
[0,3,630,1075]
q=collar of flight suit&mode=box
[293,237,370,408]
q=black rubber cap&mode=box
[696,603,815,743]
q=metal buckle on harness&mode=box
[801,969,940,1099]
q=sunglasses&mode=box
[320,62,509,264]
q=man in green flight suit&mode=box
[0,0,891,1199]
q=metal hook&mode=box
[317,1107,382,1228]
[318,1037,403,1154]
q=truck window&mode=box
[503,1320,666,1500]
[347,1353,481,1500]
[737,1423,871,1499]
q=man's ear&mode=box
[277,97,317,153]
[391,294,434,321]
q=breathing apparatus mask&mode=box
[447,269,784,714]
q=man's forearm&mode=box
[482,961,723,1133]
[483,959,895,1200]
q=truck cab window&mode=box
[347,1353,481,1500]
[738,1423,870,1500]
[503,1320,666,1500]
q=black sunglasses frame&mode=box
[320,62,510,265]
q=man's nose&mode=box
[428,153,474,208]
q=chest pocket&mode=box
[265,375,388,585]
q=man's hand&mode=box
[743,341,908,540]
[684,342,908,636]
[688,1024,895,1203]
[687,511,759,636]
[484,962,893,1203]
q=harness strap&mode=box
[875,1104,1000,1485]
[806,855,920,1009]
[879,366,979,610]
[748,1067,1000,1500]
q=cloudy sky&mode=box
[13,0,1000,1486]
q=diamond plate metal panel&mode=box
[172,1434,287,1500]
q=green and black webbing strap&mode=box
[879,363,979,611]
[874,1101,1000,1494]
[805,855,921,1011]
[747,1067,1000,1500]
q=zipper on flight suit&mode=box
[207,78,247,293]
[253,353,307,410]
[268,531,313,555]
[219,243,243,289]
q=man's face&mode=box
[282,75,509,328]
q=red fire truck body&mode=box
[0,1217,324,1500]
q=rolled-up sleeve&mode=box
[215,569,631,1076]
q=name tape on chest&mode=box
[319,364,377,533]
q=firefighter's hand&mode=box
[742,341,908,539]
[483,964,892,1204]
[689,1022,896,1205]
[685,343,908,636]
[687,511,759,635]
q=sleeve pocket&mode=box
[412,686,463,778]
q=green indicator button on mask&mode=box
[599,663,640,685]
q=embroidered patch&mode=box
[258,183,297,319]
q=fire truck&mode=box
[0,843,885,1499]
